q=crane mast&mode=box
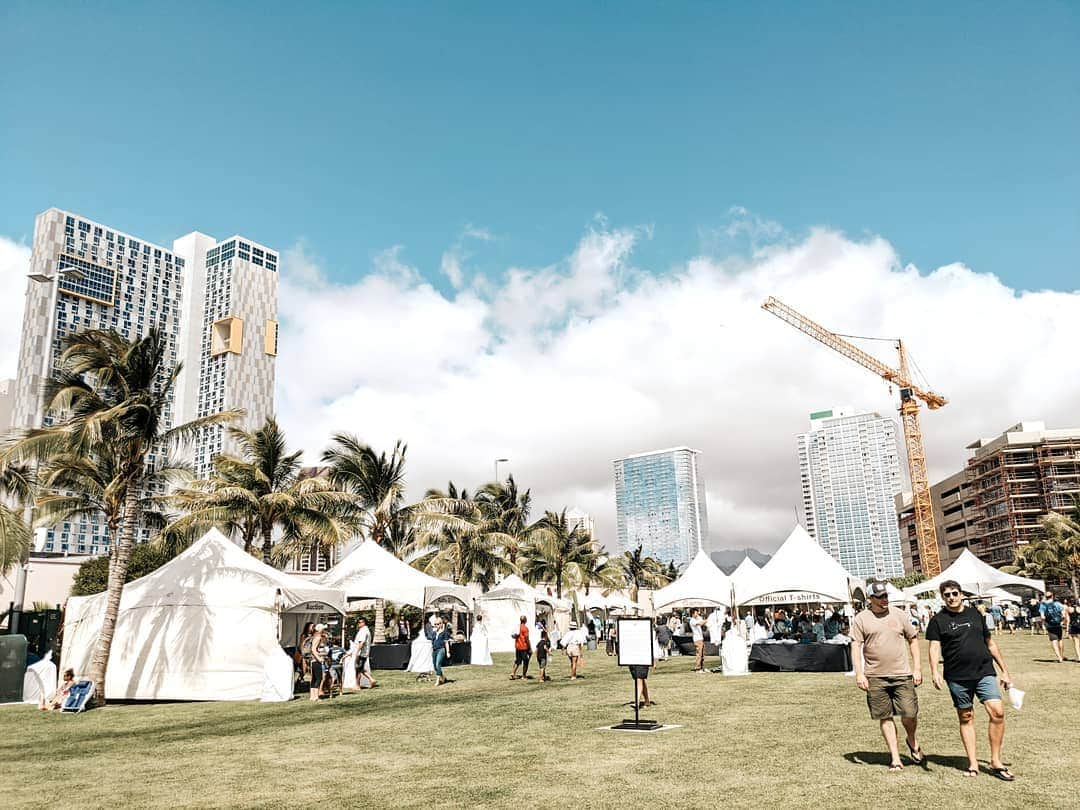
[761,296,946,577]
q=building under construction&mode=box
[898,421,1080,573]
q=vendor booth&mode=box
[652,550,733,655]
[900,548,1045,600]
[61,529,345,702]
[738,525,861,673]
[474,574,572,653]
[315,540,471,670]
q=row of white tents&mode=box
[651,524,1046,613]
[60,525,1047,703]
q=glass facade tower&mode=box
[798,407,904,579]
[614,447,708,568]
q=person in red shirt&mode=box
[510,615,532,680]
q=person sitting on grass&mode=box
[536,629,552,682]
[41,668,75,711]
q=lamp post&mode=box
[10,265,84,630]
[494,458,509,483]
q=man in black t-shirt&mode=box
[927,579,1015,781]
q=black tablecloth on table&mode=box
[673,635,719,657]
[370,643,411,670]
[748,642,851,672]
[448,641,471,665]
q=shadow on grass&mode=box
[843,751,970,772]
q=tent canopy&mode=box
[900,549,1045,599]
[730,556,763,606]
[61,528,344,701]
[739,525,861,605]
[582,591,642,613]
[315,539,470,609]
[652,550,733,610]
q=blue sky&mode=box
[1,1,1077,292]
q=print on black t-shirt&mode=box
[925,605,996,682]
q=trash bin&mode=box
[0,635,28,703]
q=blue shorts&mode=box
[946,675,1002,709]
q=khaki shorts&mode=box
[866,676,918,720]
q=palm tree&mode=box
[416,482,514,591]
[168,418,354,563]
[616,544,671,602]
[1008,496,1080,599]
[520,509,595,599]
[475,475,531,565]
[323,434,409,640]
[0,460,34,577]
[576,546,624,596]
[6,329,238,703]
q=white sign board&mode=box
[617,618,654,667]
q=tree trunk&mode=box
[1072,573,1079,601]
[261,526,273,565]
[373,599,386,643]
[86,485,141,705]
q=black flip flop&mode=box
[906,740,925,764]
[990,767,1015,782]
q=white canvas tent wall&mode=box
[61,528,345,701]
[315,539,471,609]
[474,575,536,653]
[900,548,1045,600]
[739,525,862,605]
[652,550,733,611]
[730,556,764,608]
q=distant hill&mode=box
[710,548,772,574]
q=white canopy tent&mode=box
[581,591,643,614]
[315,539,471,609]
[900,549,1045,600]
[738,525,862,606]
[730,556,764,607]
[472,575,572,651]
[61,529,345,702]
[652,550,733,611]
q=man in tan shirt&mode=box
[851,580,924,772]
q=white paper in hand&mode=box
[1008,686,1025,711]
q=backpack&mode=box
[1043,601,1064,625]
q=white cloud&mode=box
[0,236,31,380]
[267,222,1080,554]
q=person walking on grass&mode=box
[510,615,532,680]
[1066,597,1080,663]
[927,579,1015,781]
[851,580,924,773]
[536,629,552,682]
[562,621,587,679]
[1039,591,1067,663]
[432,617,453,686]
[690,609,706,672]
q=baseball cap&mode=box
[867,581,889,599]
[314,623,327,631]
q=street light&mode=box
[494,458,509,483]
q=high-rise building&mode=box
[565,507,595,541]
[895,470,977,573]
[897,421,1080,573]
[798,407,904,579]
[0,378,14,435]
[11,208,278,555]
[614,447,708,567]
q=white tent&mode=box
[652,550,733,611]
[581,591,643,614]
[738,525,862,605]
[475,575,536,653]
[900,549,1045,600]
[730,556,764,607]
[315,539,470,609]
[61,529,345,702]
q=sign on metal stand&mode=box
[612,617,660,731]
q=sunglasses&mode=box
[941,590,961,598]
[869,593,889,599]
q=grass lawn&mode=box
[4,633,1078,809]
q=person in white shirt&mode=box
[562,621,588,679]
[690,609,706,672]
[353,617,376,688]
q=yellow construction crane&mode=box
[761,296,948,577]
